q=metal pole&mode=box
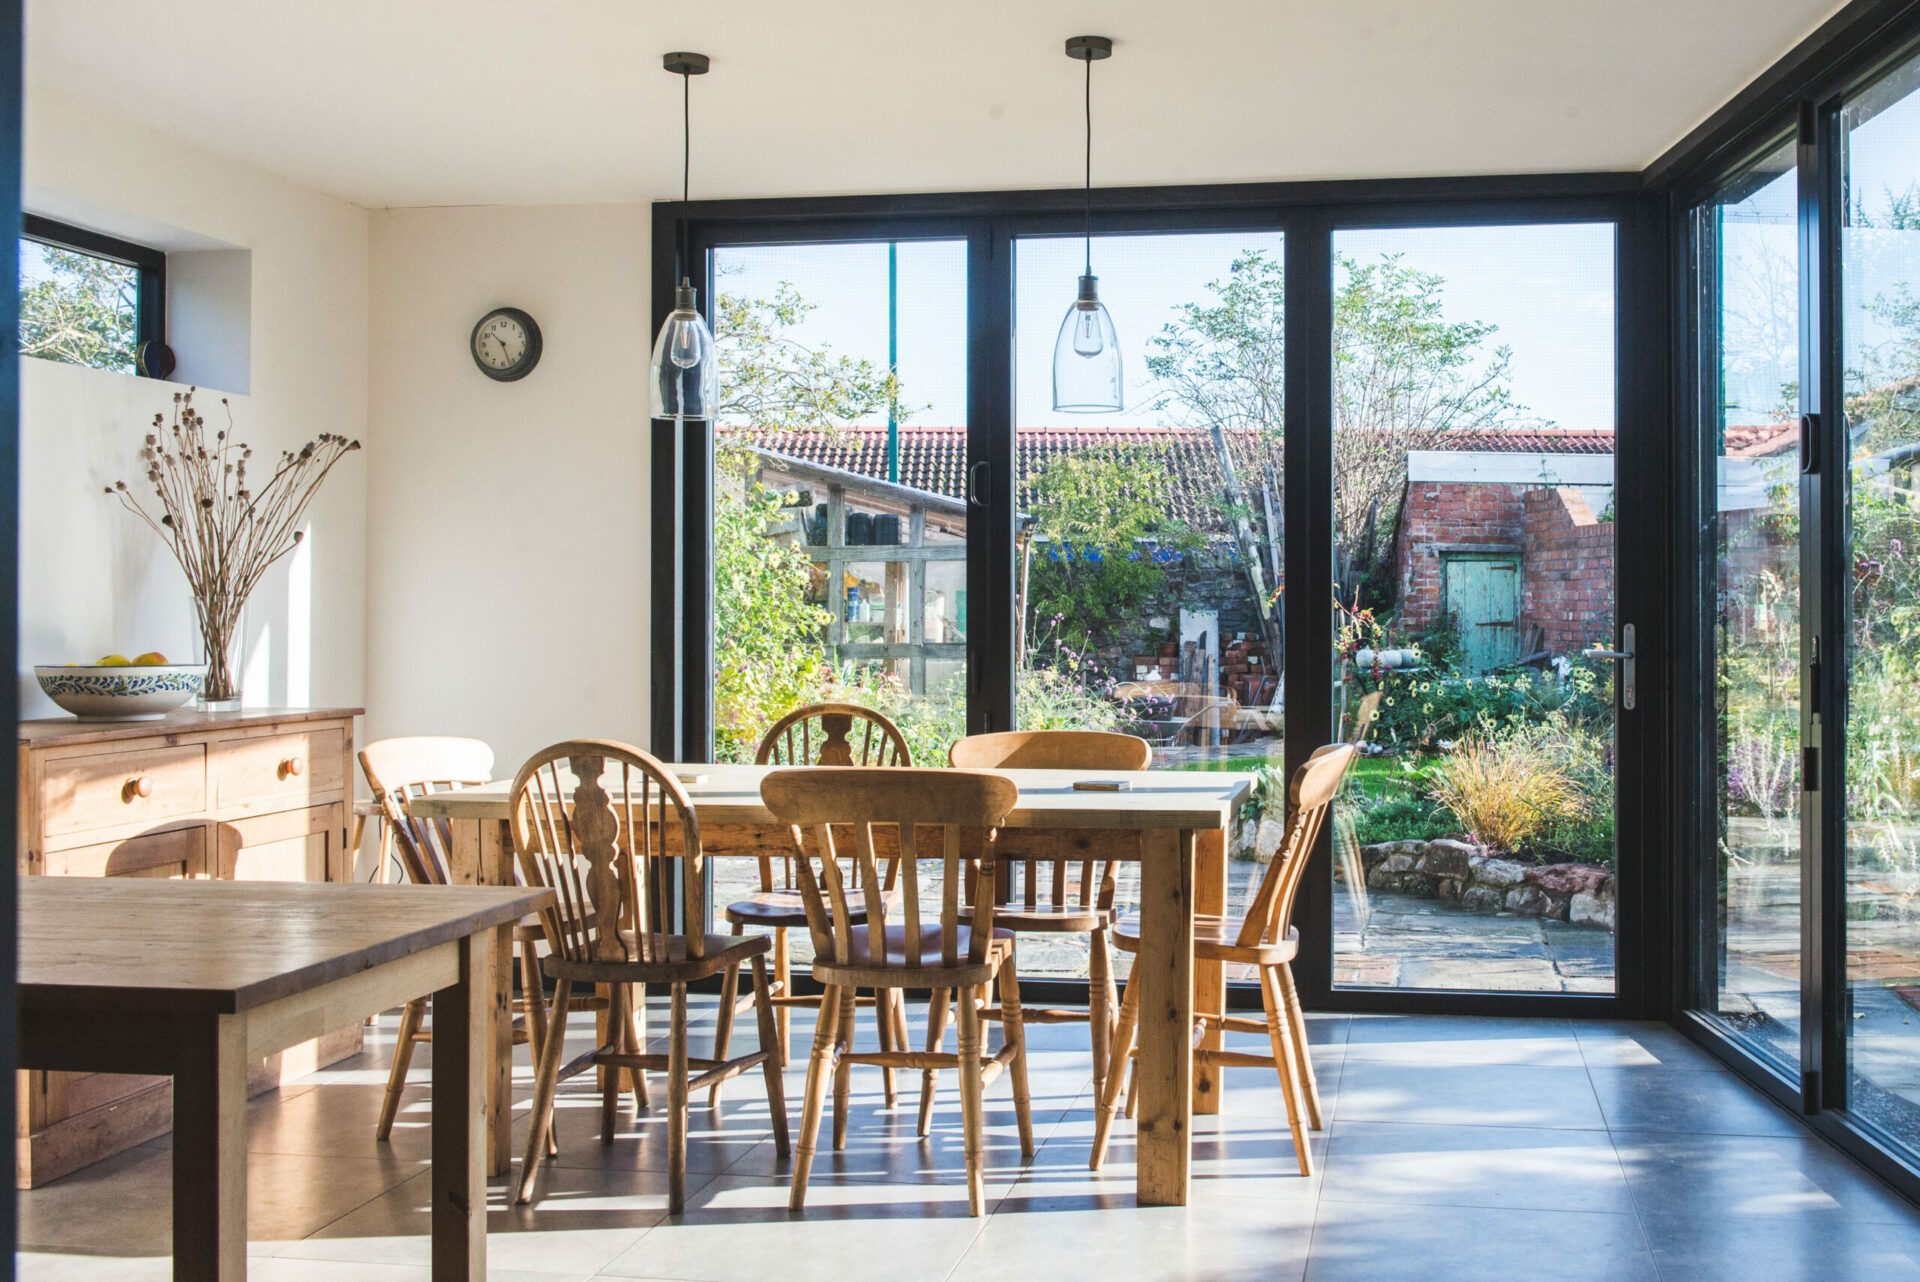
[887,241,900,484]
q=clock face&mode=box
[471,307,542,381]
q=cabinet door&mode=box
[218,802,345,882]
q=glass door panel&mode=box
[1842,58,1920,1155]
[1012,229,1287,980]
[709,238,968,956]
[1701,143,1804,1070]
[1327,223,1619,993]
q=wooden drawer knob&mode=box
[280,756,306,780]
[124,776,153,802]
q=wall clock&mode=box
[471,306,542,382]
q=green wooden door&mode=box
[1445,556,1522,672]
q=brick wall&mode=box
[1520,487,1614,652]
[1394,482,1530,634]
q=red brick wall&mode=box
[1393,483,1613,654]
[1520,487,1614,652]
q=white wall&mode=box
[365,204,650,766]
[18,86,369,721]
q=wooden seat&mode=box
[360,736,607,1143]
[1092,743,1358,1179]
[761,766,1033,1216]
[514,740,788,1216]
[944,729,1151,1124]
[712,702,914,1108]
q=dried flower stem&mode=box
[108,389,360,701]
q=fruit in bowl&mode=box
[36,656,207,721]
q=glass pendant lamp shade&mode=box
[650,278,717,419]
[1052,273,1123,412]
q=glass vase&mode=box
[197,613,243,711]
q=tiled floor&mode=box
[18,998,1920,1281]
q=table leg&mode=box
[1193,827,1227,1116]
[1134,827,1194,1207]
[432,928,493,1281]
[172,1012,247,1281]
[449,817,517,1178]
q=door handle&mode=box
[967,460,989,508]
[1579,622,1636,711]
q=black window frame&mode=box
[19,212,165,370]
[651,174,1665,1020]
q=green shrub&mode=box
[1350,794,1457,845]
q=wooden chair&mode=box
[513,740,788,1215]
[712,703,912,1105]
[1091,743,1357,1178]
[761,766,1033,1216]
[360,736,596,1142]
[942,730,1150,1127]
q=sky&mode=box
[714,221,1618,434]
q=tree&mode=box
[714,280,907,428]
[19,246,139,372]
[1149,249,1531,619]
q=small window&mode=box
[18,215,164,375]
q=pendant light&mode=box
[1052,35,1122,414]
[651,52,717,420]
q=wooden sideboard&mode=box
[15,705,365,1187]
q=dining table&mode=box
[17,875,553,1282]
[407,760,1255,1207]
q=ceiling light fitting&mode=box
[1052,34,1122,414]
[651,51,717,421]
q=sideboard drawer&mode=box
[41,744,207,841]
[43,825,207,879]
[211,727,346,814]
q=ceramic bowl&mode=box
[35,664,207,721]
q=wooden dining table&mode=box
[408,760,1254,1207]
[17,876,552,1282]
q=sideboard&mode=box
[15,705,365,1187]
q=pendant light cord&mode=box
[675,69,691,286]
[1083,51,1092,277]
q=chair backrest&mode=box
[761,767,1018,970]
[755,702,912,767]
[1345,691,1384,745]
[509,739,704,965]
[948,730,1151,915]
[359,736,496,886]
[1237,743,1358,949]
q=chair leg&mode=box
[1090,975,1140,1171]
[1124,1059,1139,1120]
[628,983,651,1111]
[516,979,573,1204]
[710,926,744,1108]
[917,986,950,1137]
[668,981,690,1215]
[789,984,842,1212]
[831,979,857,1151]
[997,954,1034,1160]
[956,983,987,1217]
[1261,966,1314,1177]
[518,942,549,1069]
[601,983,626,1145]
[376,998,425,1141]
[750,953,790,1158]
[875,985,899,1108]
[349,810,367,877]
[1088,927,1113,1109]
[774,931,792,1066]
[1277,961,1324,1130]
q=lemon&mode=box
[133,651,168,666]
[95,654,130,666]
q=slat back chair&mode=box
[361,736,559,1143]
[761,767,1033,1217]
[511,740,786,1215]
[944,730,1150,1118]
[1092,742,1358,1179]
[1334,690,1385,938]
[712,702,914,1104]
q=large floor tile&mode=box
[1587,1064,1802,1136]
[277,1164,677,1276]
[1571,1020,1726,1070]
[1613,1131,1920,1223]
[597,1175,992,1282]
[1304,1201,1658,1282]
[1639,1208,1920,1281]
[1336,1059,1607,1130]
[1344,1014,1584,1066]
[1321,1119,1636,1214]
[1027,1105,1326,1206]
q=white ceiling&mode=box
[27,0,1845,210]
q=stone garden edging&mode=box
[1357,838,1616,929]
